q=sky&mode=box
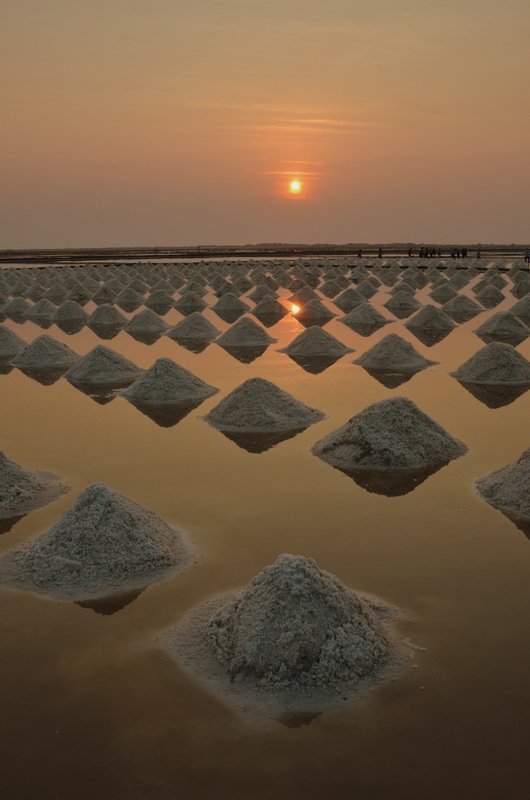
[1,0,529,247]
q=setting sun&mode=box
[289,179,302,194]
[291,304,300,313]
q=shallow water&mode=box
[0,271,529,799]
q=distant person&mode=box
[357,248,363,259]
[408,247,413,258]
[437,247,442,257]
[477,248,481,259]
[525,247,530,263]
[378,247,383,259]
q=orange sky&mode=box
[1,1,529,247]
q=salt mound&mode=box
[25,299,57,321]
[122,358,219,405]
[65,345,143,388]
[354,334,436,374]
[88,304,127,328]
[202,554,393,693]
[212,293,249,316]
[166,312,219,341]
[312,397,467,493]
[443,295,483,323]
[0,324,27,359]
[475,285,504,309]
[384,291,421,319]
[0,451,70,519]
[54,301,88,323]
[334,287,365,313]
[216,317,276,349]
[280,326,353,358]
[451,342,530,385]
[0,483,192,600]
[511,296,530,326]
[252,295,287,326]
[476,449,530,533]
[405,305,456,333]
[204,377,324,432]
[174,292,207,315]
[339,303,390,335]
[125,309,168,335]
[474,312,530,346]
[13,334,79,372]
[296,298,335,327]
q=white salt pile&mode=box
[384,291,421,319]
[216,317,276,349]
[312,396,467,492]
[0,451,70,519]
[451,342,530,385]
[339,303,390,335]
[280,326,353,358]
[474,312,530,346]
[25,299,57,322]
[125,309,168,335]
[252,295,288,326]
[0,483,193,600]
[212,293,249,320]
[475,285,504,309]
[0,324,27,359]
[334,287,365,313]
[145,290,175,314]
[296,298,335,327]
[405,305,456,335]
[122,358,219,406]
[166,312,220,342]
[54,301,88,324]
[354,334,436,375]
[174,292,207,315]
[442,295,483,323]
[65,345,143,388]
[204,377,324,435]
[88,304,127,328]
[512,296,530,327]
[13,334,79,372]
[163,553,405,716]
[476,449,530,533]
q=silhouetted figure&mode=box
[408,247,413,258]
[524,247,530,263]
[357,248,363,258]
[477,248,481,259]
[378,247,383,258]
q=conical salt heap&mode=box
[296,298,335,327]
[54,300,88,323]
[122,358,219,406]
[476,449,530,535]
[125,308,168,335]
[166,311,220,342]
[442,294,483,323]
[334,287,365,314]
[510,296,530,327]
[2,297,31,318]
[0,483,192,600]
[165,554,402,713]
[211,293,249,321]
[280,326,353,358]
[24,298,57,322]
[13,334,79,372]
[0,451,70,519]
[405,305,456,334]
[474,312,530,346]
[204,377,324,433]
[312,397,467,494]
[0,324,27,359]
[354,334,436,376]
[252,295,288,326]
[174,292,207,315]
[65,344,143,389]
[384,291,421,319]
[216,317,276,349]
[451,342,530,385]
[475,285,504,309]
[339,303,390,335]
[88,304,127,328]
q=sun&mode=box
[289,179,302,194]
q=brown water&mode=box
[1,278,529,800]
